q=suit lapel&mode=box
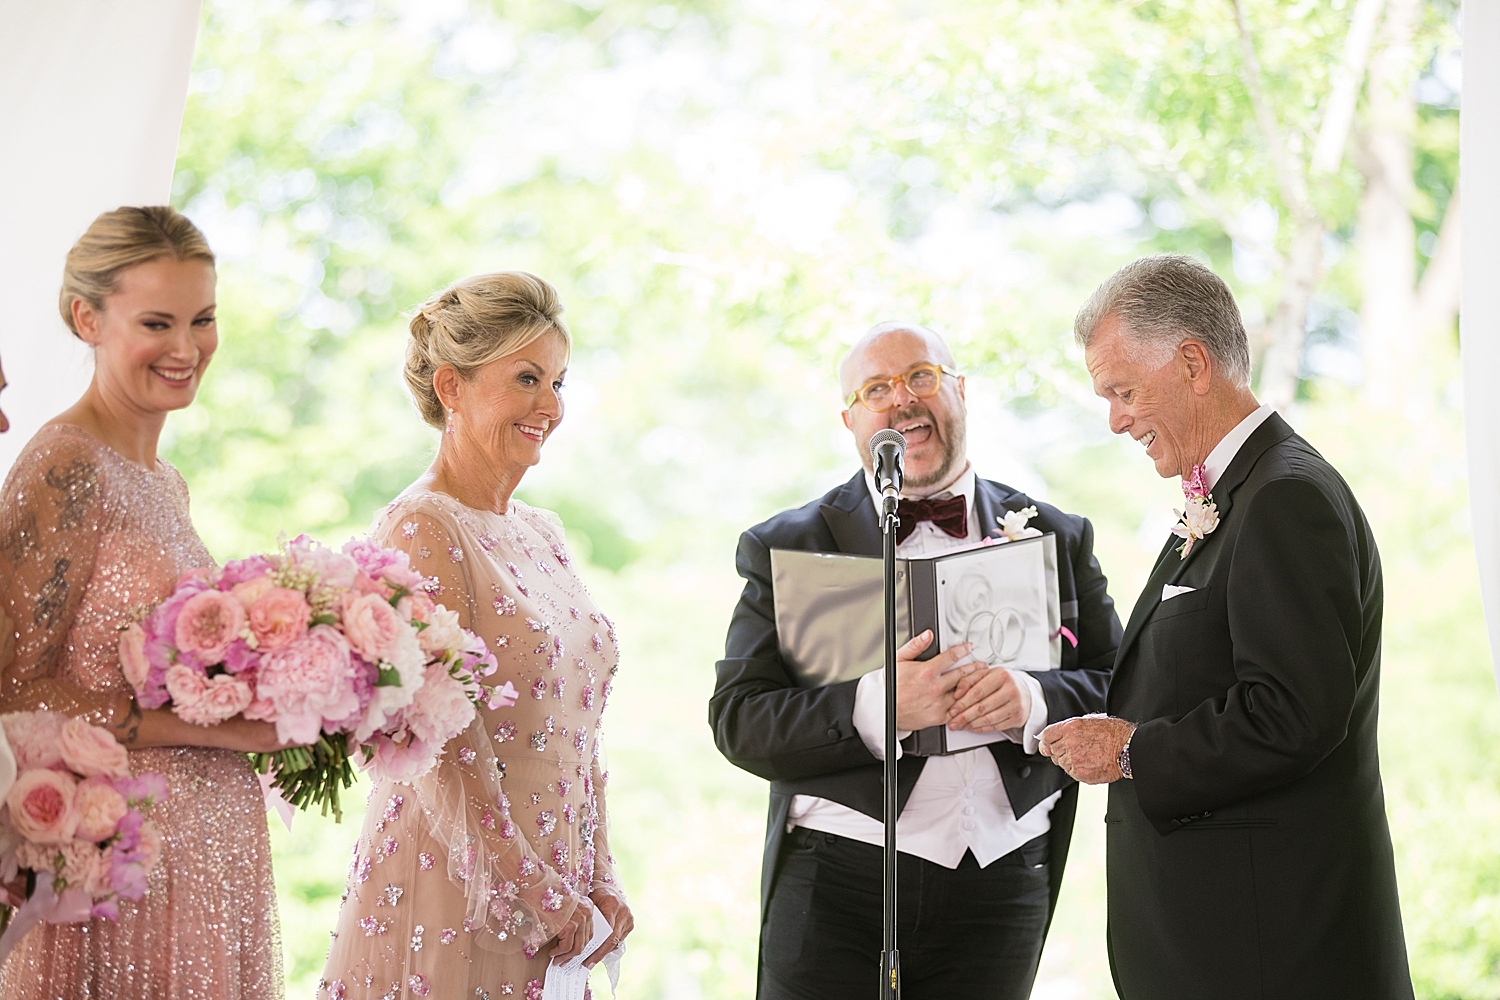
[972,478,1020,541]
[1112,412,1298,669]
[818,471,882,556]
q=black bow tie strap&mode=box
[894,494,968,545]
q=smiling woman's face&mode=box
[74,257,218,416]
[840,328,968,492]
[443,328,569,475]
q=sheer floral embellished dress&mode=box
[321,490,624,1000]
[0,423,283,998]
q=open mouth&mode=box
[151,365,195,385]
[1139,430,1156,450]
[895,418,935,448]
[516,422,547,443]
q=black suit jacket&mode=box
[709,469,1122,925]
[1106,413,1411,1000]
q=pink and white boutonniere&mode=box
[1171,465,1220,559]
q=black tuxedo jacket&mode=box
[1106,413,1412,999]
[709,469,1122,922]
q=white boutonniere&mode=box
[1171,490,1220,559]
[995,505,1042,542]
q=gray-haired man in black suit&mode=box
[1042,255,1412,999]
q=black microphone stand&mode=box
[880,492,901,1000]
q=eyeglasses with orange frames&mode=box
[845,363,962,412]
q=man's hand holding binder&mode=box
[892,631,984,731]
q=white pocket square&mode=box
[1161,584,1196,602]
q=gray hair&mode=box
[1073,254,1251,388]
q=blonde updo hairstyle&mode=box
[59,206,216,338]
[404,271,572,430]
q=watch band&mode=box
[1118,727,1135,779]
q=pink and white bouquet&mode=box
[118,535,505,818]
[0,711,168,962]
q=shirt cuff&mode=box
[852,669,911,761]
[1003,670,1049,754]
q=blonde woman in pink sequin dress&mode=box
[0,207,290,999]
[321,272,633,1000]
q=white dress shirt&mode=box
[1201,404,1276,492]
[787,464,1059,869]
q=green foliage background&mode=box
[161,1,1490,996]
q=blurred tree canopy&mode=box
[170,0,1458,566]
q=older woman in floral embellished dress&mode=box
[321,272,631,1000]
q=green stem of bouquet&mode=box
[249,735,357,823]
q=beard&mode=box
[892,400,967,493]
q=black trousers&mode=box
[759,827,1051,1000]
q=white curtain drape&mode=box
[0,0,202,475]
[1461,4,1500,689]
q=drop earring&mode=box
[445,408,455,435]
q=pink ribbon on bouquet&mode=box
[258,771,297,833]
[0,880,94,968]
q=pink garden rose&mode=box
[172,670,253,726]
[174,590,246,664]
[134,821,163,871]
[230,576,275,609]
[58,717,131,780]
[84,845,116,895]
[218,553,274,586]
[341,592,405,663]
[247,588,311,652]
[118,623,151,690]
[164,663,209,711]
[74,778,129,841]
[255,625,362,745]
[6,769,81,843]
[0,711,66,771]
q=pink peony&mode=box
[174,590,246,664]
[74,778,129,842]
[230,576,275,609]
[0,711,66,771]
[118,623,151,690]
[248,588,311,652]
[341,593,405,663]
[417,607,464,655]
[219,554,274,586]
[289,537,359,590]
[344,537,423,592]
[58,717,131,779]
[222,640,261,675]
[366,732,440,784]
[181,673,253,726]
[405,665,477,747]
[254,625,362,745]
[397,592,437,624]
[6,769,81,843]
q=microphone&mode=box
[869,428,906,500]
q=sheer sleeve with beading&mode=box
[0,430,124,726]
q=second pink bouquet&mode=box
[119,535,505,819]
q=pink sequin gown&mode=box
[320,489,624,1000]
[0,424,283,999]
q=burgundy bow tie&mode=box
[895,494,968,545]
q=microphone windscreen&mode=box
[869,428,907,460]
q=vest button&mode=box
[1020,765,1033,778]
[826,727,840,741]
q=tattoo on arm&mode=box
[116,698,143,745]
[32,558,71,630]
[0,512,38,567]
[44,458,101,531]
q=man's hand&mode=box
[894,631,981,731]
[948,666,1030,733]
[1038,715,1135,784]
